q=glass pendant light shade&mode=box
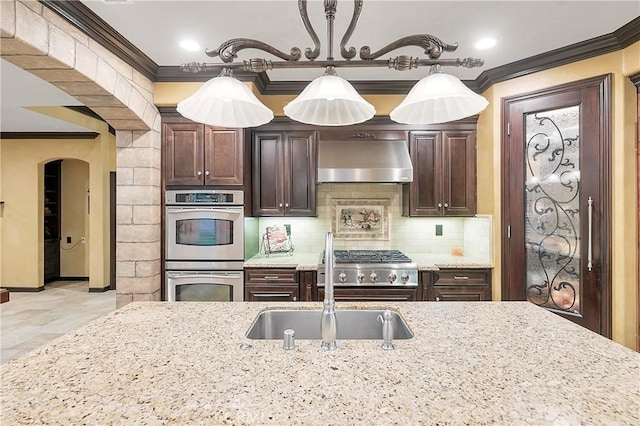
[283,66,376,126]
[177,68,273,128]
[390,66,489,125]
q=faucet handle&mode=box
[283,329,295,350]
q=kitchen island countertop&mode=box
[1,301,638,425]
[244,252,492,271]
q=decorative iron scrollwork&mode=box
[182,2,484,76]
[360,34,457,60]
[298,0,320,60]
[388,56,419,71]
[339,0,363,59]
[524,107,581,314]
[206,38,301,63]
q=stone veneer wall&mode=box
[1,0,162,306]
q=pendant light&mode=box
[176,68,273,128]
[179,1,488,127]
[283,66,375,126]
[390,65,489,125]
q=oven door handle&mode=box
[169,272,242,279]
[166,208,242,219]
[168,273,243,281]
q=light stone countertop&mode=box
[1,301,638,425]
[244,253,492,271]
[244,252,321,270]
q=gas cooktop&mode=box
[318,249,417,287]
[323,249,413,264]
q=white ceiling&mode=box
[1,0,638,132]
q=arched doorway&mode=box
[1,1,162,305]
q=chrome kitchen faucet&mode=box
[321,232,337,351]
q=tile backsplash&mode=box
[249,183,492,262]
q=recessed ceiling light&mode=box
[180,39,201,52]
[475,37,497,50]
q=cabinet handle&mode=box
[587,196,593,272]
[255,293,291,298]
[279,203,283,208]
[444,202,449,208]
[454,276,469,280]
[263,275,279,280]
[293,296,297,301]
[197,171,202,176]
[285,203,289,208]
[205,171,210,176]
[435,296,441,301]
[437,203,442,208]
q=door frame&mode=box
[500,74,612,337]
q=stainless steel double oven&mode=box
[165,189,244,301]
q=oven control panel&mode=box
[166,189,244,206]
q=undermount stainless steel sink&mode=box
[246,309,413,340]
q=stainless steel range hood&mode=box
[317,139,413,183]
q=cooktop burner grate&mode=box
[325,249,412,264]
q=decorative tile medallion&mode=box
[331,199,389,240]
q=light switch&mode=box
[435,224,443,236]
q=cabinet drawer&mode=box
[245,269,298,284]
[245,285,299,302]
[433,269,490,286]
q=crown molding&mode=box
[474,16,640,93]
[40,0,158,81]
[38,1,639,96]
[630,71,640,89]
[0,132,99,139]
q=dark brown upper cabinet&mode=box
[163,119,243,186]
[403,126,477,217]
[252,130,317,216]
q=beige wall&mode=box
[0,109,115,290]
[156,42,639,349]
[479,44,639,349]
[60,159,89,277]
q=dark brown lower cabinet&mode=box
[317,287,418,302]
[299,271,316,301]
[244,268,299,302]
[423,269,492,302]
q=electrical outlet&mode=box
[435,224,443,236]
[284,224,291,236]
[80,237,86,244]
[66,236,72,244]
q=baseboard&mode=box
[58,276,90,281]
[3,286,44,292]
[88,287,111,293]
[1,289,9,304]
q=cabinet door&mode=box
[428,286,488,302]
[163,122,204,186]
[203,127,243,185]
[252,132,285,215]
[284,131,317,216]
[404,131,442,216]
[442,130,476,216]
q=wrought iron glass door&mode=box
[502,75,611,336]
[524,106,582,314]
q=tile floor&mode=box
[0,281,116,364]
